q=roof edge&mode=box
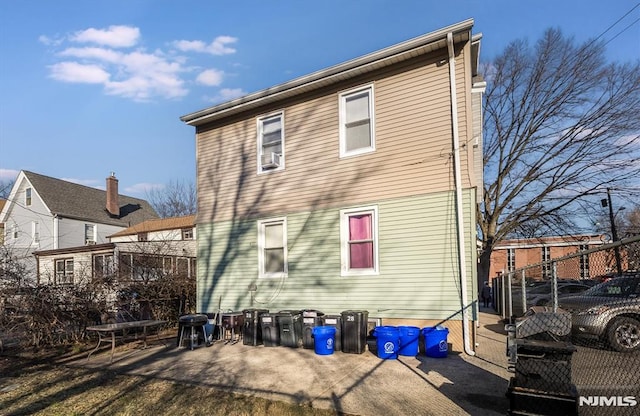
[180,18,474,126]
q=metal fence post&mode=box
[507,271,513,318]
[521,269,526,316]
[552,261,558,313]
[501,273,506,320]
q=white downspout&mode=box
[447,32,475,356]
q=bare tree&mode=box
[0,179,14,199]
[146,179,196,218]
[479,28,640,281]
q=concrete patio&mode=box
[65,311,510,416]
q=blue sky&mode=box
[1,0,638,197]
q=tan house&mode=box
[181,20,484,353]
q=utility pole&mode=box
[602,188,623,275]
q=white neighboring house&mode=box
[33,215,197,286]
[0,170,158,283]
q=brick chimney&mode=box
[106,172,119,217]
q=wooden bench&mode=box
[86,320,168,363]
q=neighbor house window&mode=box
[507,248,516,272]
[340,206,379,276]
[339,85,375,158]
[182,228,193,240]
[257,112,284,173]
[32,221,39,244]
[93,253,115,279]
[579,244,590,279]
[176,257,196,278]
[55,258,74,285]
[25,188,32,206]
[258,218,287,278]
[85,224,96,244]
[541,246,551,278]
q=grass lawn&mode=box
[0,346,346,416]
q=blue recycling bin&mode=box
[373,326,400,359]
[398,326,420,356]
[423,326,449,358]
[312,326,336,355]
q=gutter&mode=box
[447,32,475,356]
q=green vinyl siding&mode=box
[197,189,476,320]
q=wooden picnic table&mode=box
[86,319,167,363]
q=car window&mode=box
[560,285,588,294]
[528,285,551,294]
[584,278,640,297]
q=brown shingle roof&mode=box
[108,214,195,237]
[24,171,159,227]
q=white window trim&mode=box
[339,84,376,158]
[31,221,39,244]
[340,205,379,277]
[257,217,288,278]
[85,223,97,244]
[257,110,285,174]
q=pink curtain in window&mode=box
[349,214,373,269]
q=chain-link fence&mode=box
[495,235,640,415]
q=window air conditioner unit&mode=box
[261,152,281,169]
[85,239,96,245]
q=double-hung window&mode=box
[339,85,375,158]
[541,246,551,278]
[340,206,379,276]
[257,112,284,173]
[25,188,32,206]
[258,218,287,278]
[85,224,96,245]
[507,248,515,272]
[55,258,74,285]
[32,221,39,244]
[93,254,115,280]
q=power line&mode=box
[603,17,640,47]
[593,2,639,43]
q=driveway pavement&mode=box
[66,310,511,416]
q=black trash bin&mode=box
[277,310,302,348]
[301,310,324,349]
[322,314,342,352]
[242,308,269,346]
[341,310,369,354]
[260,313,280,347]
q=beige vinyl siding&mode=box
[196,49,473,223]
[197,189,476,320]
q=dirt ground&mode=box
[0,343,346,416]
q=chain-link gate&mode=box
[494,235,640,415]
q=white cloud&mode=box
[173,35,237,55]
[48,62,110,83]
[205,88,247,103]
[0,169,20,181]
[43,26,239,102]
[38,35,63,46]
[61,177,102,188]
[70,25,140,48]
[125,182,164,195]
[196,69,224,86]
[218,88,246,100]
[60,47,122,63]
